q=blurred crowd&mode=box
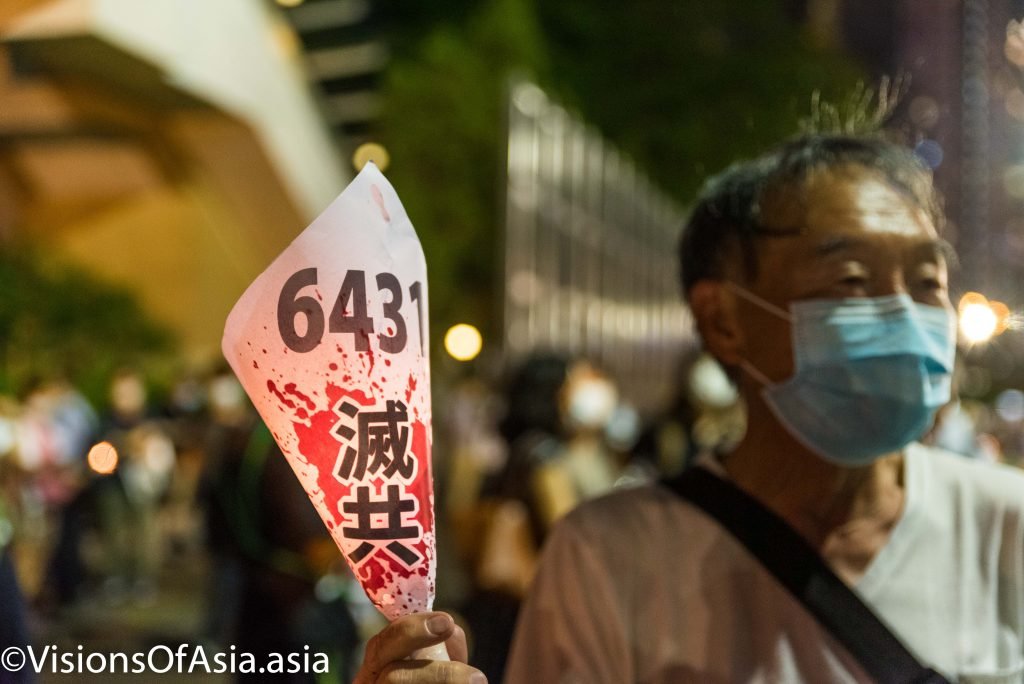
[0,352,1021,682]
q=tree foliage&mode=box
[376,0,864,346]
[0,247,174,405]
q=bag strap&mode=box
[663,467,949,684]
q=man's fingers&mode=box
[445,625,469,664]
[377,659,486,684]
[363,612,456,673]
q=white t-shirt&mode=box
[504,443,1024,683]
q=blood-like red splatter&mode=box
[405,374,418,403]
[358,552,403,592]
[361,332,375,375]
[284,383,315,411]
[406,420,434,537]
[355,420,435,596]
[329,363,338,371]
[371,184,391,222]
[290,383,374,527]
[267,380,296,409]
[253,361,259,369]
[384,359,391,367]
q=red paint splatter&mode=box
[358,552,403,593]
[267,380,297,409]
[284,383,316,411]
[384,359,391,367]
[315,289,323,301]
[291,383,374,527]
[353,420,436,596]
[371,184,391,222]
[285,382,435,608]
[405,374,418,403]
[329,363,338,371]
[262,348,267,354]
[361,332,375,375]
[253,361,259,369]
[407,420,434,537]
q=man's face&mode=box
[729,165,955,385]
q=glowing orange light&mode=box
[87,441,118,475]
[958,292,989,312]
[990,300,1011,334]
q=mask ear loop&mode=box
[722,281,790,387]
[724,281,792,321]
[738,359,773,387]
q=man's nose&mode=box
[877,268,909,298]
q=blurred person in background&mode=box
[354,133,1024,683]
[159,372,212,556]
[199,367,255,647]
[88,368,174,603]
[200,369,360,682]
[0,402,32,684]
[460,354,624,682]
[0,542,32,684]
[11,376,98,608]
[627,351,744,485]
[232,428,360,683]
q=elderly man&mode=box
[354,135,1024,683]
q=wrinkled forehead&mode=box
[750,165,953,274]
[759,164,934,234]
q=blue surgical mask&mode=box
[729,284,957,466]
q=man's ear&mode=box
[688,280,744,367]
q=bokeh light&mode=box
[353,142,390,173]
[444,324,483,361]
[996,389,1024,422]
[958,292,1013,344]
[87,441,119,475]
[990,300,1012,334]
[960,303,998,343]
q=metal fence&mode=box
[502,80,694,413]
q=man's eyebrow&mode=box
[813,236,861,256]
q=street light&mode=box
[444,324,483,361]
[87,441,119,475]
[958,292,1011,344]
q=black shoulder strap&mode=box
[663,467,949,684]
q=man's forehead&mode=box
[761,165,931,228]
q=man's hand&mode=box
[355,612,486,684]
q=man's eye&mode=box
[918,277,944,291]
[839,275,869,287]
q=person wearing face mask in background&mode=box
[353,134,1024,684]
[457,356,625,683]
